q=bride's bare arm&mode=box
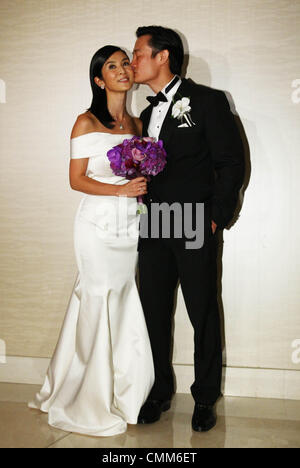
[69,157,147,197]
[69,114,147,197]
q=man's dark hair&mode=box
[136,26,184,76]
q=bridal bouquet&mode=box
[107,136,167,214]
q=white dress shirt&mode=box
[147,76,182,140]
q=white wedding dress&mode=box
[28,132,154,437]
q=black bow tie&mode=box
[146,75,180,107]
[146,91,168,107]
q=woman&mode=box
[28,46,154,437]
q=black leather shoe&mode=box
[192,404,216,432]
[138,399,171,424]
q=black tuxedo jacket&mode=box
[140,78,245,229]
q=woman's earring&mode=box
[100,84,105,90]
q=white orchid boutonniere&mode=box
[172,96,196,128]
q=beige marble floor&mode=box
[0,383,299,448]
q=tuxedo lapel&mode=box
[140,105,152,137]
[158,79,191,146]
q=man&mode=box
[131,26,244,432]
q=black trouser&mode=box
[138,230,222,406]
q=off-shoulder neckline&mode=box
[71,131,134,141]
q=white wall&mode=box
[0,0,299,399]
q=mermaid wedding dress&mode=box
[28,132,154,437]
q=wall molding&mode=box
[174,364,300,400]
[0,357,299,400]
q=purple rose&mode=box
[107,135,167,183]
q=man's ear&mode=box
[158,49,170,66]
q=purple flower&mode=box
[131,148,145,162]
[107,136,167,181]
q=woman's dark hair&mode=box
[87,45,129,129]
[136,26,184,76]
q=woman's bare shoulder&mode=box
[71,111,96,139]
